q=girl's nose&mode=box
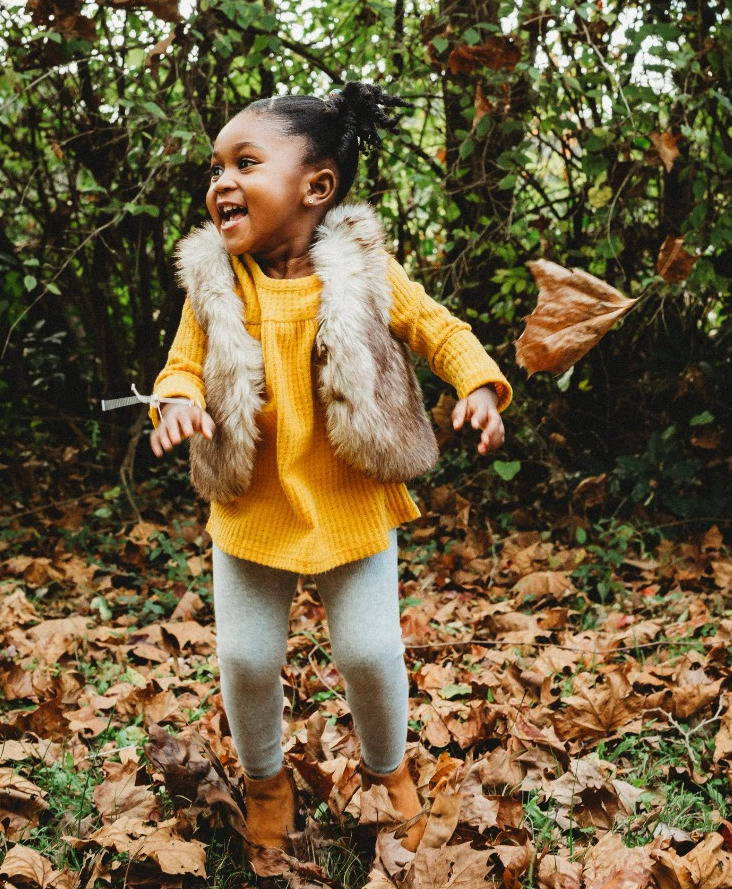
[213,168,236,191]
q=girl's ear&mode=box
[305,167,338,207]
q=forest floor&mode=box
[1,441,732,889]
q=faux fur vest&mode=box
[175,203,439,503]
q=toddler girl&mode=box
[150,82,512,864]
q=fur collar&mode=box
[175,203,438,503]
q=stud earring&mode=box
[308,197,314,204]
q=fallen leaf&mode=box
[582,832,655,888]
[651,832,732,889]
[0,843,72,889]
[93,760,159,824]
[0,768,49,840]
[64,815,207,877]
[412,842,490,889]
[538,852,582,889]
[420,789,462,848]
[144,723,247,838]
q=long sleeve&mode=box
[151,298,208,423]
[386,257,512,409]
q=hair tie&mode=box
[328,89,341,99]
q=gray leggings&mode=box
[212,530,408,778]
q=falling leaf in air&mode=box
[657,235,700,283]
[515,260,639,376]
[474,83,493,127]
[649,130,682,173]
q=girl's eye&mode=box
[210,164,223,179]
[238,158,255,170]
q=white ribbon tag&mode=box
[102,384,194,423]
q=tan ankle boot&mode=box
[243,767,296,851]
[361,758,427,852]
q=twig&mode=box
[0,493,102,524]
[405,636,711,654]
[657,696,727,768]
[83,743,139,761]
[307,648,347,705]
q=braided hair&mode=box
[244,82,412,204]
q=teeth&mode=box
[219,204,246,221]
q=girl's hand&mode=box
[150,403,216,457]
[452,385,505,455]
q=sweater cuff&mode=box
[150,376,206,427]
[456,372,512,410]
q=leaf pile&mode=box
[1,482,732,888]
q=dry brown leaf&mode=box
[651,832,732,889]
[538,852,582,889]
[713,703,732,767]
[361,869,397,889]
[64,815,207,878]
[582,832,655,888]
[650,130,682,173]
[0,843,72,889]
[540,757,641,832]
[420,789,462,848]
[516,261,639,376]
[412,842,491,889]
[458,767,523,833]
[478,737,526,788]
[159,620,216,655]
[657,235,700,283]
[359,782,405,829]
[670,678,724,720]
[26,616,90,664]
[93,760,159,824]
[552,670,645,741]
[26,0,96,39]
[144,723,247,838]
[105,0,183,23]
[487,835,534,880]
[0,589,39,631]
[474,83,493,127]
[512,570,575,603]
[0,768,49,840]
[447,37,520,74]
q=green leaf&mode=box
[690,411,714,426]
[91,596,113,622]
[432,36,449,53]
[142,101,167,120]
[23,275,37,291]
[440,683,472,700]
[493,460,521,481]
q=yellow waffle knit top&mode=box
[154,253,511,573]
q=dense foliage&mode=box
[1,0,730,522]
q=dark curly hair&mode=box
[243,82,413,203]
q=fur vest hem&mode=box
[175,203,439,503]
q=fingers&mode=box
[477,412,505,454]
[150,405,215,457]
[452,398,468,431]
[452,388,505,455]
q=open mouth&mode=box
[219,204,248,229]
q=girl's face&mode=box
[205,111,323,266]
